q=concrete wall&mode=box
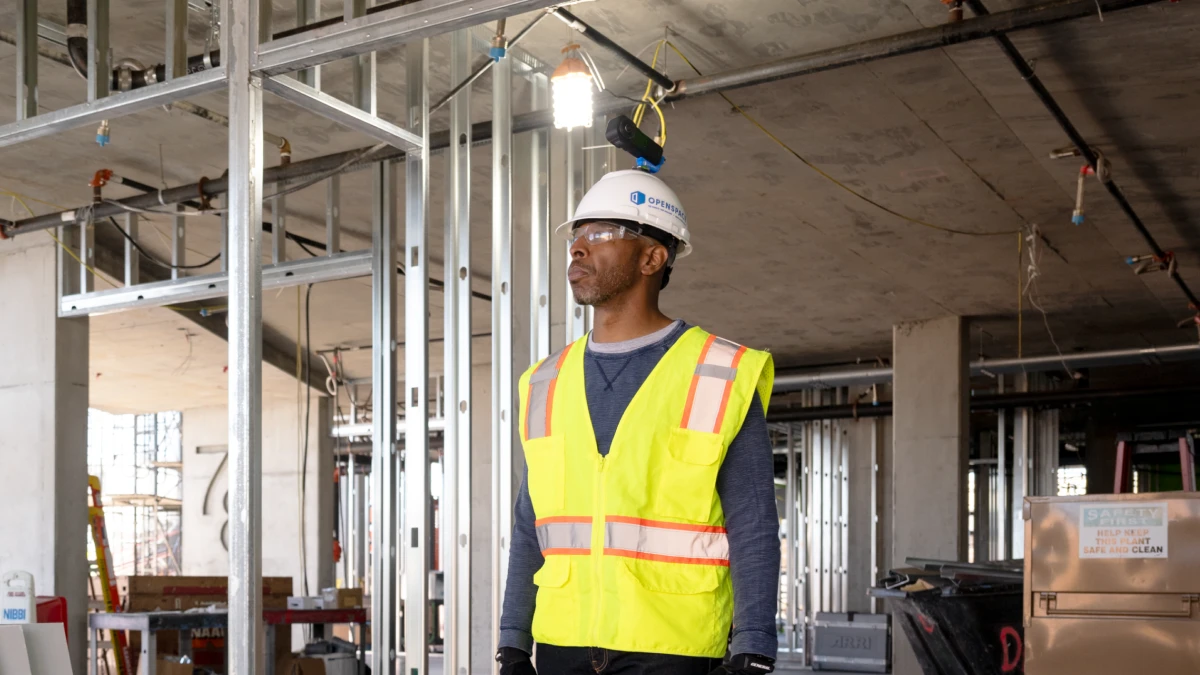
[0,235,89,674]
[180,396,333,647]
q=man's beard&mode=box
[570,261,638,307]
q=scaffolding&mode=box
[87,410,183,579]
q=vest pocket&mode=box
[613,558,732,657]
[652,428,723,523]
[533,555,572,588]
[531,555,580,647]
[620,558,719,595]
[524,434,565,512]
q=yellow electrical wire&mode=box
[663,42,1021,238]
[632,40,668,146]
[633,41,665,127]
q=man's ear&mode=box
[641,243,671,278]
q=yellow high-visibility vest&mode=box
[518,326,774,658]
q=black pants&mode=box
[536,645,719,675]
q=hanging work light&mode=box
[552,44,594,130]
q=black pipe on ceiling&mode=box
[65,0,88,79]
[549,8,675,92]
[670,0,1165,98]
[963,0,1199,311]
[767,384,1200,422]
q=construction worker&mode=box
[496,169,780,675]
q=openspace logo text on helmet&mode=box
[630,191,686,224]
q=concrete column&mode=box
[181,396,333,647]
[0,236,89,674]
[890,316,968,675]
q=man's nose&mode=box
[569,237,589,259]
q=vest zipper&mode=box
[591,453,607,645]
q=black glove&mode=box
[496,647,537,675]
[709,653,775,675]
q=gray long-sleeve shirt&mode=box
[499,321,781,658]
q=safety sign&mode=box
[1079,502,1169,559]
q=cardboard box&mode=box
[277,654,357,675]
[320,588,363,609]
[156,660,195,675]
[120,576,293,611]
[119,576,293,673]
[331,623,368,646]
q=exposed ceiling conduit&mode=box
[670,0,1164,98]
[769,383,1200,422]
[3,0,1171,239]
[964,0,1200,314]
[773,343,1200,392]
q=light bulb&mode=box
[551,54,594,131]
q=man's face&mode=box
[567,222,647,306]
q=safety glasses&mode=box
[569,221,645,247]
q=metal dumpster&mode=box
[1024,492,1200,674]
[871,561,1024,675]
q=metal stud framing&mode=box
[87,0,110,102]
[16,0,38,121]
[444,28,474,675]
[295,0,321,88]
[783,426,800,653]
[326,177,341,256]
[171,211,186,279]
[564,127,587,342]
[225,0,265,671]
[996,375,1009,558]
[166,0,189,80]
[123,213,139,286]
[491,50,516,675]
[530,74,552,363]
[1011,374,1030,557]
[403,37,432,675]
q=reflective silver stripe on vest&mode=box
[525,344,572,441]
[535,518,593,555]
[604,517,730,565]
[682,336,747,434]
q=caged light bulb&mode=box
[551,50,594,131]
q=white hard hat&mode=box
[556,169,692,258]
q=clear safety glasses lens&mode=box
[570,223,641,247]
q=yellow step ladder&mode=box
[89,475,130,675]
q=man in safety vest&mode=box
[496,169,780,675]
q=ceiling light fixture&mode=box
[551,44,594,131]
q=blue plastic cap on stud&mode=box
[1071,213,1084,225]
[635,156,666,174]
[489,46,506,61]
[96,134,110,147]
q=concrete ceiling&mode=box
[0,0,1198,413]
